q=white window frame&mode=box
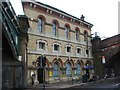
[76,47,82,56]
[37,40,47,51]
[53,43,61,53]
[66,44,73,54]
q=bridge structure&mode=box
[92,34,120,78]
[1,0,29,88]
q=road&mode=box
[60,77,120,90]
[4,77,119,90]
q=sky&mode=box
[10,0,119,39]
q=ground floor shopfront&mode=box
[27,54,94,85]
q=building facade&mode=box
[1,0,29,88]
[22,0,94,84]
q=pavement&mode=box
[26,77,120,89]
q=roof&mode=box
[22,0,93,28]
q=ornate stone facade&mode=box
[22,0,94,84]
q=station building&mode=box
[22,0,94,84]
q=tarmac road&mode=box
[3,77,119,90]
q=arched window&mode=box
[66,62,72,77]
[53,62,59,77]
[84,30,88,42]
[53,22,57,35]
[52,20,59,36]
[76,64,81,76]
[38,17,45,33]
[76,28,80,41]
[65,25,70,39]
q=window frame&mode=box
[37,40,47,51]
[76,64,81,76]
[38,17,45,33]
[38,42,45,50]
[52,22,59,36]
[66,44,72,54]
[53,43,61,53]
[65,25,70,40]
[54,44,60,52]
[67,46,71,53]
[84,31,88,42]
[53,62,60,78]
[76,28,80,41]
[66,62,72,77]
[76,47,82,55]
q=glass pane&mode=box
[39,42,45,49]
[53,23,57,36]
[76,64,81,76]
[76,30,79,41]
[54,44,59,51]
[67,46,71,53]
[65,27,68,38]
[53,63,59,77]
[77,48,81,54]
[38,18,42,32]
[66,63,71,77]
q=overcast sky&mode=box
[10,0,119,39]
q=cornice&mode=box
[22,0,93,29]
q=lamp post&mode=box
[36,55,46,90]
[85,33,90,81]
[42,55,46,90]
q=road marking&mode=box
[112,83,120,87]
[115,83,120,86]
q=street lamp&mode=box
[36,55,46,90]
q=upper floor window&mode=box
[54,44,60,52]
[39,42,45,50]
[37,40,47,50]
[65,24,70,39]
[84,30,88,42]
[38,16,45,33]
[66,44,72,54]
[52,20,59,36]
[76,47,82,56]
[76,28,80,41]
[77,48,81,54]
[67,46,71,53]
[53,42,61,52]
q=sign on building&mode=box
[102,56,106,64]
